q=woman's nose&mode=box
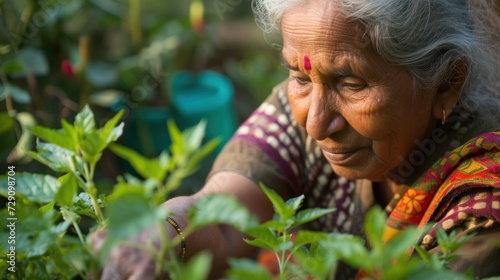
[305,85,347,140]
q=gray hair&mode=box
[252,0,500,135]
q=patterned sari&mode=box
[357,131,500,279]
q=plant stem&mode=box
[155,221,170,279]
[284,246,298,269]
[129,0,142,48]
[78,36,90,107]
[0,72,14,114]
[57,245,87,280]
[83,162,105,225]
[61,207,86,246]
[59,207,88,279]
[166,241,182,280]
[90,169,105,224]
[280,229,287,276]
[72,170,88,191]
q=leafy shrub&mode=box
[0,106,482,280]
[0,105,222,279]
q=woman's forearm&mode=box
[161,172,276,278]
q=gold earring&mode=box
[441,109,446,125]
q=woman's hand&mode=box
[90,226,164,280]
[89,172,276,279]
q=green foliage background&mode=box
[0,0,287,175]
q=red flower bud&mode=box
[61,59,75,78]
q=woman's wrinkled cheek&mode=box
[346,102,387,140]
[287,93,309,127]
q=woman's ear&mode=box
[432,59,468,120]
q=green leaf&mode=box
[0,84,31,104]
[321,234,371,271]
[10,47,49,77]
[56,173,77,207]
[0,173,60,204]
[379,226,423,271]
[90,89,124,107]
[226,258,272,280]
[382,257,422,280]
[74,106,124,165]
[109,143,167,181]
[277,240,294,252]
[184,120,207,150]
[279,195,305,225]
[414,246,433,266]
[189,194,259,231]
[101,124,124,148]
[168,120,186,163]
[435,228,475,255]
[79,130,103,165]
[364,206,386,252]
[27,140,76,172]
[0,113,17,162]
[45,237,85,279]
[259,220,286,233]
[9,112,37,162]
[435,226,449,248]
[61,119,78,146]
[284,195,304,213]
[244,227,279,251]
[74,105,96,134]
[161,167,192,197]
[100,109,124,145]
[40,201,56,213]
[1,60,24,75]
[176,251,212,280]
[0,207,66,258]
[405,265,468,280]
[71,192,98,220]
[163,139,219,196]
[259,183,287,219]
[277,233,292,243]
[244,239,276,252]
[106,186,167,239]
[183,138,220,173]
[86,61,118,88]
[294,231,333,247]
[61,209,81,228]
[294,208,335,229]
[115,174,157,197]
[0,44,10,56]
[451,232,476,253]
[29,125,77,152]
[386,226,421,256]
[294,243,337,280]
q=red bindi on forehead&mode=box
[304,55,312,70]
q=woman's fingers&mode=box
[89,226,164,280]
[128,258,158,280]
[90,230,108,255]
[99,242,155,279]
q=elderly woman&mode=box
[96,0,500,279]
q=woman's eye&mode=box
[340,77,366,91]
[295,77,309,85]
[294,76,310,85]
[342,83,366,91]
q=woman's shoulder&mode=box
[421,187,500,277]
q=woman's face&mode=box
[281,1,439,182]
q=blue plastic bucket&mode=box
[168,70,237,151]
